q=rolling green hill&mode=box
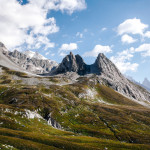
[0,66,150,150]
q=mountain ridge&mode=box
[0,42,150,106]
[51,52,150,106]
[143,78,150,90]
[1,42,150,149]
[0,42,58,74]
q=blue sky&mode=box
[0,0,150,82]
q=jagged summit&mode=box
[0,42,58,74]
[0,42,6,48]
[143,78,150,89]
[52,52,122,78]
[92,52,122,79]
[52,52,87,75]
[1,43,150,104]
[8,49,58,74]
[51,52,150,103]
[0,42,25,72]
[0,42,8,54]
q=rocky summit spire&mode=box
[0,42,6,48]
[92,53,122,79]
[70,51,73,56]
[0,42,8,55]
[143,78,150,89]
[52,52,87,75]
[52,52,123,78]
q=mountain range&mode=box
[0,42,58,74]
[143,78,150,91]
[0,42,150,105]
[1,42,150,149]
[126,75,150,92]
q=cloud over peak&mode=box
[59,43,78,53]
[110,48,139,73]
[83,45,112,57]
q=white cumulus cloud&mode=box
[144,31,150,38]
[121,34,137,44]
[110,48,139,73]
[0,0,86,50]
[135,43,150,57]
[83,45,112,57]
[117,18,148,35]
[59,43,78,51]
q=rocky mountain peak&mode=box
[143,78,149,83]
[0,42,6,48]
[53,52,122,77]
[92,52,122,78]
[23,50,47,60]
[0,42,8,56]
[69,51,74,56]
[0,42,58,74]
[55,52,78,73]
[143,78,150,89]
[51,52,87,75]
[97,53,105,58]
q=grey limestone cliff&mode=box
[0,42,58,74]
[52,52,150,104]
[8,50,58,74]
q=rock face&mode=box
[0,42,150,104]
[0,42,8,55]
[0,43,25,72]
[53,52,122,77]
[91,53,122,78]
[52,52,150,103]
[52,52,87,75]
[47,113,61,129]
[8,50,58,74]
[126,76,150,92]
[0,42,58,74]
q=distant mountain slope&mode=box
[0,42,26,72]
[0,66,150,149]
[0,42,150,106]
[125,75,150,92]
[52,52,150,105]
[0,42,58,74]
[143,78,150,90]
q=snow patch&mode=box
[24,50,47,60]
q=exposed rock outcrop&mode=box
[47,113,62,129]
[52,52,122,77]
[52,52,88,75]
[0,43,26,72]
[0,42,58,74]
[52,52,150,103]
[0,41,150,105]
[8,50,58,74]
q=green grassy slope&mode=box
[0,67,150,149]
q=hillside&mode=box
[0,65,150,150]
